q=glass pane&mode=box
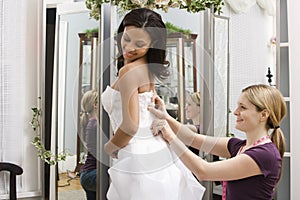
[59,11,98,158]
[166,40,179,95]
[161,34,198,122]
[279,47,289,97]
[160,39,180,120]
[281,101,290,152]
[81,40,92,93]
[184,37,197,94]
[276,157,290,199]
[280,0,289,43]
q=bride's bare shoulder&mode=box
[118,61,148,77]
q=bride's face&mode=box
[121,25,152,62]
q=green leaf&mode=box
[30,97,71,166]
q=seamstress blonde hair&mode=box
[80,89,98,135]
[190,92,201,106]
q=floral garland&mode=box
[86,0,224,20]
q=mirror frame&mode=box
[212,14,230,138]
[43,1,77,199]
[51,1,98,199]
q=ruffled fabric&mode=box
[225,0,275,15]
[225,0,256,13]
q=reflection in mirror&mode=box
[77,32,98,166]
[154,9,202,123]
[159,33,198,122]
[54,2,99,199]
[213,15,229,137]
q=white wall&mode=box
[287,1,300,199]
[225,3,275,138]
[0,0,43,199]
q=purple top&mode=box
[80,118,97,172]
[226,137,281,200]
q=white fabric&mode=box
[225,0,256,13]
[0,0,24,195]
[256,0,275,16]
[101,86,205,200]
[225,0,275,15]
[0,0,41,197]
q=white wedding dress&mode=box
[101,86,205,200]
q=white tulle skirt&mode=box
[106,132,205,200]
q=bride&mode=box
[101,8,205,200]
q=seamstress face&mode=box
[185,96,200,120]
[234,92,263,132]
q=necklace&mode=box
[237,135,271,154]
[222,135,271,200]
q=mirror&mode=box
[51,3,230,199]
[159,32,198,122]
[77,32,98,170]
[106,7,214,200]
[54,2,99,199]
[154,9,202,124]
[98,6,224,200]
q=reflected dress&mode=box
[101,86,205,200]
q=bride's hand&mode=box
[148,94,169,119]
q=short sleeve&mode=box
[227,137,246,157]
[244,143,281,177]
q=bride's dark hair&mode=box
[116,8,169,80]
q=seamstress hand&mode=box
[150,119,176,143]
[148,94,169,119]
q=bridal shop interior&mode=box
[0,0,300,199]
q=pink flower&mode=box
[270,37,276,45]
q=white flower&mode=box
[131,0,148,6]
[170,2,180,8]
[181,0,189,6]
[154,0,170,6]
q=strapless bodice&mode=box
[101,85,156,139]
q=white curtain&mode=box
[225,0,275,15]
[0,0,42,198]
